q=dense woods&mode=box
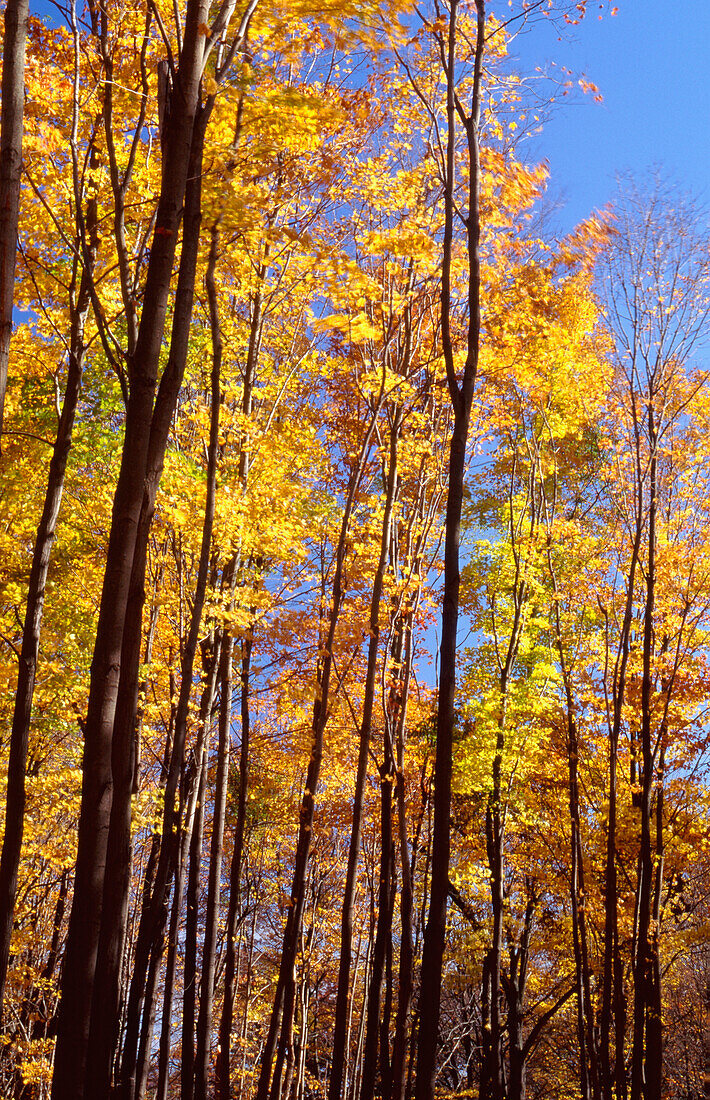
[1,0,710,1098]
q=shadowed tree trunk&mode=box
[0,172,96,1014]
[0,0,29,438]
[87,104,212,1099]
[51,0,212,1087]
[255,392,384,1100]
[631,411,659,1100]
[360,758,396,1100]
[215,635,253,1100]
[182,640,221,1100]
[414,4,483,1096]
[194,620,234,1100]
[390,618,416,1100]
[154,665,215,1100]
[329,410,400,1100]
[543,502,600,1100]
[598,509,643,1100]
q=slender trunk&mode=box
[294,970,310,1100]
[546,540,600,1100]
[600,505,644,1100]
[503,887,534,1100]
[154,880,183,1100]
[193,220,232,1100]
[330,414,400,1100]
[700,976,704,1095]
[216,636,254,1099]
[183,656,218,1100]
[0,253,92,1012]
[483,642,530,1100]
[379,875,395,1099]
[90,110,211,1098]
[360,764,396,1100]
[214,205,260,1099]
[390,620,416,1100]
[0,0,29,437]
[414,5,483,1095]
[133,934,161,1099]
[0,66,97,999]
[631,425,658,1100]
[484,796,504,1100]
[349,936,372,1100]
[194,629,233,1100]
[647,749,664,1093]
[240,882,261,1099]
[482,473,532,1100]
[480,954,492,1100]
[155,705,210,1100]
[256,402,383,1100]
[115,825,162,1100]
[507,982,524,1099]
[601,725,623,1100]
[51,3,210,1087]
[33,868,69,1039]
[567,703,599,1100]
[342,932,363,1100]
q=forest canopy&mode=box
[0,1,709,1099]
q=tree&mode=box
[597,177,710,1100]
[0,0,29,439]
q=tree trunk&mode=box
[155,691,212,1100]
[546,538,600,1100]
[182,650,219,1100]
[647,749,664,1094]
[255,400,382,1100]
[210,190,262,1094]
[414,4,483,1096]
[631,423,659,1100]
[360,762,396,1100]
[0,0,29,438]
[51,2,211,1089]
[216,635,253,1099]
[390,618,416,1100]
[194,626,233,1100]
[566,702,599,1100]
[599,506,644,1100]
[133,932,162,1099]
[503,886,534,1100]
[329,412,400,1100]
[0,251,92,1013]
[88,107,211,1098]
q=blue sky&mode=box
[29,0,708,236]
[508,0,710,232]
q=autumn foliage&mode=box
[0,2,709,1100]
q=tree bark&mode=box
[329,412,400,1100]
[88,105,211,1098]
[389,617,416,1100]
[545,530,600,1100]
[51,2,211,1088]
[215,635,253,1100]
[504,887,535,1100]
[414,4,483,1096]
[180,646,219,1100]
[194,625,233,1100]
[631,414,659,1100]
[182,647,220,1100]
[599,506,643,1100]
[212,207,261,1100]
[0,222,94,1015]
[154,688,212,1100]
[255,399,383,1100]
[0,0,29,439]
